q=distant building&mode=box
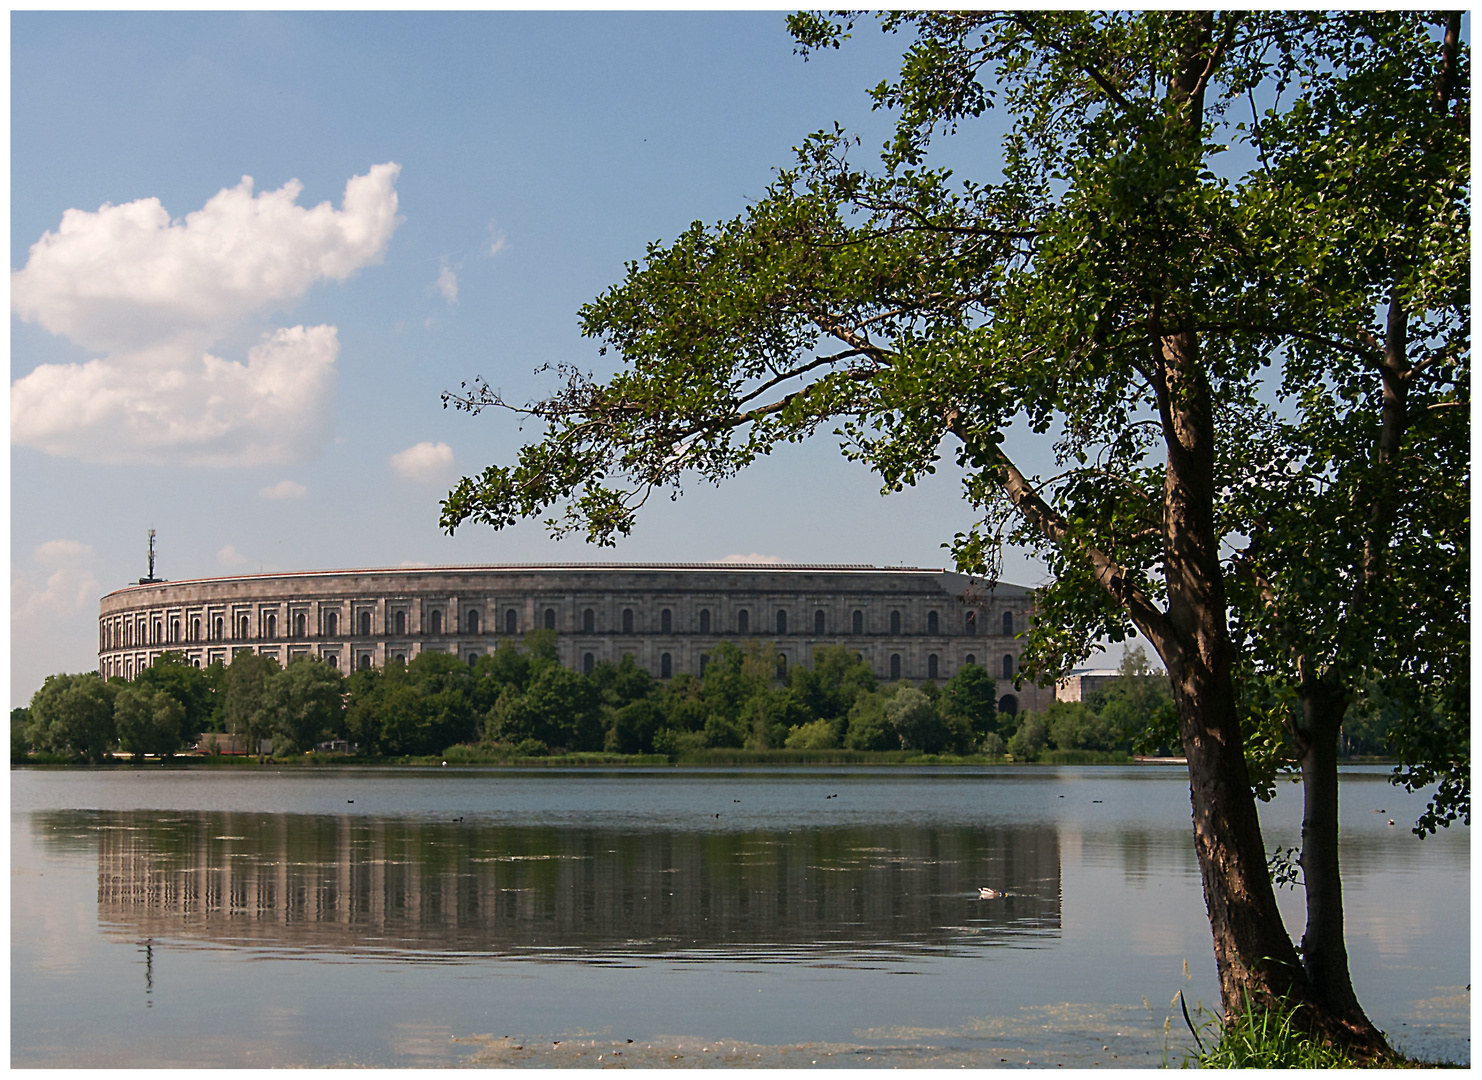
[98,563,1049,714]
[1055,668,1125,703]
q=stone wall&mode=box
[98,563,1048,713]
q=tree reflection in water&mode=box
[37,810,1062,962]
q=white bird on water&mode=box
[978,887,1003,900]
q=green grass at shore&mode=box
[15,746,1147,768]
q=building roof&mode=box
[102,562,1014,600]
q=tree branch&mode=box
[945,412,1174,652]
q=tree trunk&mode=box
[1152,324,1313,1016]
[1295,673,1385,1047]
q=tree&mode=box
[221,653,280,755]
[1213,13,1469,1035]
[440,12,1465,1050]
[114,686,185,760]
[12,707,32,762]
[131,651,213,751]
[939,663,998,745]
[886,686,963,753]
[266,657,346,755]
[28,673,117,763]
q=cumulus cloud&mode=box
[217,544,247,567]
[259,479,307,500]
[12,539,100,623]
[34,539,95,567]
[11,163,402,466]
[390,440,455,483]
[434,263,459,307]
[719,553,785,564]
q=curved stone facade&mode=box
[98,563,1047,712]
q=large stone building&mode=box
[98,563,1047,714]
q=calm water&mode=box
[11,765,1469,1067]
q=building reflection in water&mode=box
[41,811,1061,963]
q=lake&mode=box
[11,764,1469,1067]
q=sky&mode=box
[11,12,1077,706]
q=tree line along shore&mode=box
[13,633,1400,768]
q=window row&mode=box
[103,604,1021,646]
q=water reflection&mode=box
[37,811,1061,962]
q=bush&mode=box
[1007,715,1048,760]
[979,731,1005,757]
[784,718,837,749]
[844,688,899,750]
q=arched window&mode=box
[927,610,939,635]
[965,653,976,666]
[192,658,200,668]
[295,613,306,638]
[395,611,406,636]
[265,614,276,639]
[1003,610,1014,636]
[660,652,672,679]
[239,615,251,639]
[468,653,478,666]
[327,655,338,670]
[737,609,749,634]
[622,608,633,634]
[583,651,595,675]
[358,654,370,670]
[1002,654,1014,680]
[889,611,901,635]
[152,621,162,643]
[325,612,337,636]
[431,610,443,635]
[890,654,901,680]
[583,608,595,633]
[170,618,180,642]
[192,618,201,641]
[698,609,709,634]
[999,694,1019,718]
[852,610,863,635]
[214,616,223,640]
[966,611,978,636]
[506,609,518,634]
[467,610,480,635]
[393,653,405,664]
[928,654,939,679]
[662,609,673,634]
[814,610,825,634]
[700,654,709,675]
[359,611,371,636]
[776,609,787,635]
[544,608,556,631]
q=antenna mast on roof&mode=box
[138,528,166,585]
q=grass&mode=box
[1180,991,1455,1069]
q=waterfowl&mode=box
[978,887,1003,900]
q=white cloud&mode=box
[11,163,401,466]
[719,553,785,564]
[13,325,341,466]
[487,221,507,256]
[12,566,101,624]
[13,540,100,624]
[33,539,95,567]
[259,479,307,500]
[434,263,459,307]
[390,440,456,483]
[217,544,247,567]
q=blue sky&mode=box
[11,12,1062,705]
